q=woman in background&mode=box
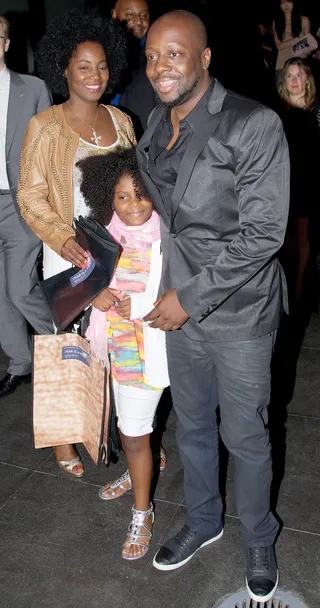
[277,58,320,303]
[273,1,310,53]
[273,1,311,72]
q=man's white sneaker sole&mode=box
[153,529,224,572]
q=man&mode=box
[0,16,53,398]
[111,0,150,41]
[137,10,289,604]
[111,0,157,136]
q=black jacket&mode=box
[119,48,157,139]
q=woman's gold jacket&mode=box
[17,104,136,254]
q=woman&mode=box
[17,10,136,478]
[273,1,311,71]
[278,58,318,109]
[277,59,320,303]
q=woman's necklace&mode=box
[67,100,101,146]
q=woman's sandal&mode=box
[159,446,167,472]
[58,456,84,478]
[98,469,132,501]
[122,503,154,561]
[98,447,167,501]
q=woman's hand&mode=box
[92,288,121,312]
[116,295,131,320]
[299,49,312,58]
[61,236,88,267]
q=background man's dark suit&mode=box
[137,80,290,547]
[0,70,53,379]
[119,47,157,138]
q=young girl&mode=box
[78,148,169,561]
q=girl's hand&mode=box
[92,288,121,312]
[116,294,131,320]
[61,236,88,267]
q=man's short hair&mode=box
[0,16,10,39]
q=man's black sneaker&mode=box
[153,524,223,571]
[246,546,279,603]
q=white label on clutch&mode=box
[62,346,90,367]
[70,255,96,287]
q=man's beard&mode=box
[154,75,201,109]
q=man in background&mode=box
[111,0,157,137]
[111,0,149,41]
[0,15,53,398]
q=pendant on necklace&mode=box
[91,129,101,146]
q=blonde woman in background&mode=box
[277,58,320,303]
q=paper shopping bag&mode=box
[33,333,111,465]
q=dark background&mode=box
[2,0,320,104]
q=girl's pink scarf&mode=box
[86,211,160,365]
[108,209,160,253]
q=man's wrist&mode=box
[175,286,191,318]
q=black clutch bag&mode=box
[40,216,121,330]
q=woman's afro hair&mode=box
[36,9,128,98]
[77,147,152,226]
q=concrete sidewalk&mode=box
[0,316,319,607]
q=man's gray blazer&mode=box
[137,80,290,342]
[5,69,52,202]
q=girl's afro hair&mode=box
[36,9,128,98]
[77,147,152,226]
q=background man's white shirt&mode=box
[0,65,10,189]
